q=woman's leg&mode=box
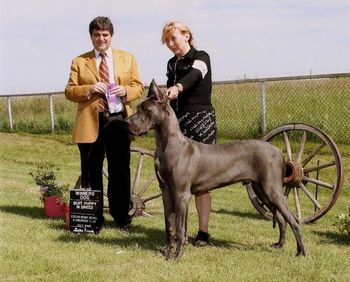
[194,191,211,246]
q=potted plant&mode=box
[29,163,69,218]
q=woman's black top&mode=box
[166,47,214,113]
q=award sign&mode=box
[69,189,101,234]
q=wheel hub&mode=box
[128,194,145,217]
[283,161,304,186]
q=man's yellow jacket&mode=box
[65,48,144,143]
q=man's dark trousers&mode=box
[88,112,131,227]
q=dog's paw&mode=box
[174,245,184,260]
[296,246,307,256]
[160,243,177,259]
[271,241,284,249]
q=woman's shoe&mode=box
[194,230,210,247]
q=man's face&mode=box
[91,29,112,53]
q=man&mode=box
[65,16,143,229]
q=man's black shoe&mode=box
[115,216,132,230]
[115,222,131,230]
[97,215,105,228]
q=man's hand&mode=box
[109,85,127,97]
[89,82,108,95]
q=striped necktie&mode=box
[99,53,109,112]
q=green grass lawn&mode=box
[1,132,349,281]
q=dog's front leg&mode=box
[174,190,192,259]
[160,187,177,259]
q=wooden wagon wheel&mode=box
[127,146,161,217]
[246,123,344,223]
[75,146,161,217]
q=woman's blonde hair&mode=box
[161,21,195,47]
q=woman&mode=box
[161,21,217,246]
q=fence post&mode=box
[7,96,13,131]
[48,94,54,132]
[259,81,267,134]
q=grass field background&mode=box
[1,132,349,281]
[1,75,350,280]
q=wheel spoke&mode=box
[303,161,336,174]
[143,192,162,203]
[142,211,153,217]
[301,141,326,167]
[299,183,322,209]
[303,175,334,190]
[284,186,292,199]
[293,187,302,220]
[283,131,292,161]
[132,153,144,194]
[137,174,156,197]
[296,131,307,163]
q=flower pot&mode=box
[65,206,70,230]
[43,196,65,218]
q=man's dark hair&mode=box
[89,16,114,36]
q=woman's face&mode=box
[165,29,190,57]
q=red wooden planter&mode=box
[43,196,65,218]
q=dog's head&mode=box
[127,79,168,136]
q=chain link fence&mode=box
[211,73,350,144]
[1,73,350,144]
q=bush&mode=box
[334,208,350,236]
[29,163,69,201]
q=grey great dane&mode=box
[126,80,307,260]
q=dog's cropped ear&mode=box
[148,79,166,102]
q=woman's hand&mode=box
[166,86,179,100]
[166,83,182,100]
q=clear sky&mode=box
[0,0,349,94]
